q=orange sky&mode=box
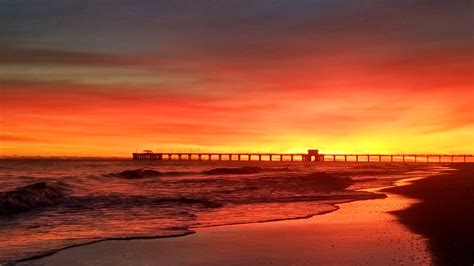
[0,1,473,157]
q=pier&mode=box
[132,149,473,163]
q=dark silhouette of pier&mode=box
[132,149,472,163]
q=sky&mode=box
[0,0,473,157]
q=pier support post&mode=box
[280,155,282,161]
[403,156,405,162]
[198,155,202,161]
[291,155,294,161]
[379,155,381,162]
[356,155,358,162]
[451,156,454,162]
[333,155,336,162]
[259,155,262,161]
[219,155,222,161]
[238,155,241,161]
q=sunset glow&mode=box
[1,1,473,157]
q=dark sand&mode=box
[384,163,474,265]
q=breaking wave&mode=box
[202,166,263,175]
[286,172,354,191]
[107,169,189,179]
[64,195,223,209]
[108,166,293,179]
[0,181,222,217]
[108,169,163,179]
[0,182,69,215]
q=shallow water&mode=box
[0,160,448,263]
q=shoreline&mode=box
[13,192,382,264]
[17,169,441,265]
[12,231,196,265]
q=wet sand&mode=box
[384,163,474,265]
[21,175,434,265]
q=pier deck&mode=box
[132,150,473,163]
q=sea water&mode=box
[0,159,447,262]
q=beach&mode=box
[19,165,472,265]
[2,161,429,263]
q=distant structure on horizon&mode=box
[132,149,472,163]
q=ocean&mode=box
[0,160,448,263]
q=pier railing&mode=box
[132,151,473,163]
